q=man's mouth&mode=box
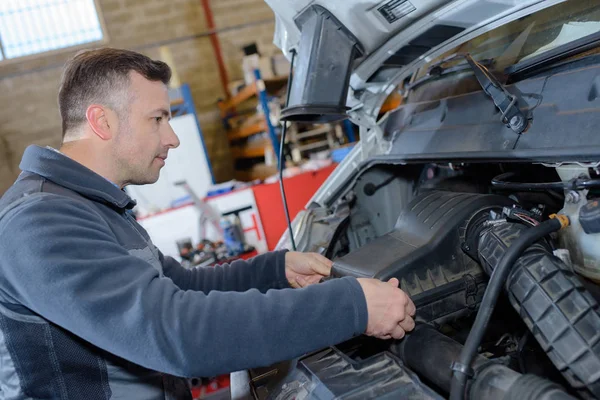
[155,154,168,166]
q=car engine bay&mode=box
[239,2,600,398]
[249,161,600,400]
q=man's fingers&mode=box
[398,315,415,333]
[358,277,417,342]
[406,298,416,317]
[309,254,332,276]
[390,325,406,340]
[293,274,323,288]
[380,316,414,341]
[311,253,333,267]
[312,262,330,277]
[295,276,307,287]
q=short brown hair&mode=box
[58,47,171,138]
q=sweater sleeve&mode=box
[160,250,291,293]
[0,195,368,378]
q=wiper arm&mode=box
[406,53,528,133]
[463,53,528,134]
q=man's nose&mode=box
[164,123,180,149]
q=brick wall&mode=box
[0,0,280,194]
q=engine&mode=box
[332,191,513,324]
[250,163,600,400]
[328,188,600,399]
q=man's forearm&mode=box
[161,250,291,293]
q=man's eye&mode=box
[155,117,163,123]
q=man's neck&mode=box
[59,141,123,188]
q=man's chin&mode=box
[129,173,161,186]
[147,173,161,185]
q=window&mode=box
[0,0,105,61]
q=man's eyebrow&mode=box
[151,108,171,119]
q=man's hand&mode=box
[285,252,333,288]
[357,277,416,340]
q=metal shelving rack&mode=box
[218,70,288,181]
[286,120,358,162]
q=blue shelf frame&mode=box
[170,83,216,184]
[253,69,283,169]
[342,120,357,143]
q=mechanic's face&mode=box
[113,72,180,186]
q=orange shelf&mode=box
[227,120,267,141]
[234,164,278,182]
[219,82,257,112]
[170,98,185,107]
[231,140,271,159]
[218,76,288,114]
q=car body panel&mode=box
[264,0,452,57]
[267,0,571,208]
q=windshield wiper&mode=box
[506,30,600,78]
[463,53,529,134]
[406,53,528,133]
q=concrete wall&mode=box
[0,0,279,194]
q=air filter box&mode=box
[332,191,513,323]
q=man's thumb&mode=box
[387,277,399,287]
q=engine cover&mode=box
[332,191,513,322]
[265,347,441,400]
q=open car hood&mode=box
[264,0,565,207]
[265,0,562,123]
[266,0,454,58]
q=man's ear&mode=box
[85,105,113,141]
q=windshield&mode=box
[407,1,600,101]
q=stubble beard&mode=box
[112,117,155,186]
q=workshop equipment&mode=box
[175,180,223,241]
[220,215,247,256]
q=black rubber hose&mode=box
[492,171,600,191]
[449,217,566,400]
[491,172,565,191]
[395,324,490,391]
[396,324,575,400]
[279,50,297,251]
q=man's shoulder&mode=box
[0,172,43,208]
[0,172,95,224]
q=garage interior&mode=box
[0,1,359,398]
[0,0,358,258]
[3,1,600,399]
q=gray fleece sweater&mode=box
[0,145,368,400]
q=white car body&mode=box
[266,0,565,207]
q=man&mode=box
[0,48,415,399]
